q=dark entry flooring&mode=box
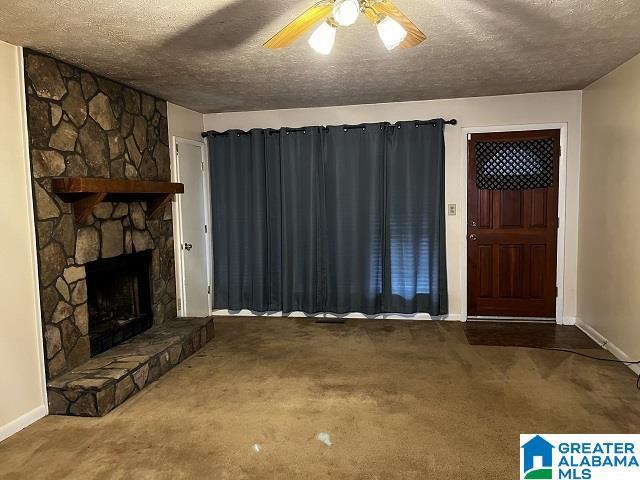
[1,317,638,479]
[464,321,600,349]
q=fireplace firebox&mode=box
[85,251,153,356]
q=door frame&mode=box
[460,123,569,324]
[170,136,213,316]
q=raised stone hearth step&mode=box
[47,317,214,417]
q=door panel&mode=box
[467,130,560,318]
[478,245,493,298]
[500,191,523,227]
[498,245,524,298]
[530,189,548,227]
[478,189,492,228]
[529,244,547,299]
[176,140,211,317]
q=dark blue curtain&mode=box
[323,124,386,314]
[207,120,448,315]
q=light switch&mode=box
[448,204,457,216]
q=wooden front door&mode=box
[467,130,560,318]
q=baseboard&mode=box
[211,309,464,322]
[561,316,576,326]
[0,404,47,444]
[576,319,640,376]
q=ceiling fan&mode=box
[264,0,426,54]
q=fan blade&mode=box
[372,0,426,48]
[264,1,334,49]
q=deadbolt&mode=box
[184,243,193,251]
[470,221,477,227]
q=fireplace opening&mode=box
[85,250,153,356]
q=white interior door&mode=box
[174,138,211,316]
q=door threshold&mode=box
[467,316,556,324]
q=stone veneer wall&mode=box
[23,50,177,380]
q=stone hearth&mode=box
[47,317,214,416]
[23,49,177,380]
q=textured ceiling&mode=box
[1,1,640,113]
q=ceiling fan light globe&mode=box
[332,0,360,27]
[308,21,337,55]
[377,15,407,50]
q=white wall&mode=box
[577,53,640,369]
[204,91,582,321]
[0,41,47,442]
[167,102,204,143]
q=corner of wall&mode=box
[167,102,205,143]
[17,45,49,412]
[0,42,48,443]
[575,52,640,366]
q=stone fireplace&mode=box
[23,49,177,379]
[24,50,214,417]
[86,250,153,356]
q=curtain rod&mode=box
[201,119,457,138]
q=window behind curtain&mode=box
[383,122,447,313]
[207,120,448,316]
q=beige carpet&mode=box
[1,317,639,479]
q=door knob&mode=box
[184,243,193,251]
[469,234,478,241]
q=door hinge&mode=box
[204,224,208,233]
[177,298,182,311]
[207,285,211,295]
[201,161,204,170]
[176,144,179,153]
[555,286,559,297]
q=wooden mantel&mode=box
[51,177,185,223]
